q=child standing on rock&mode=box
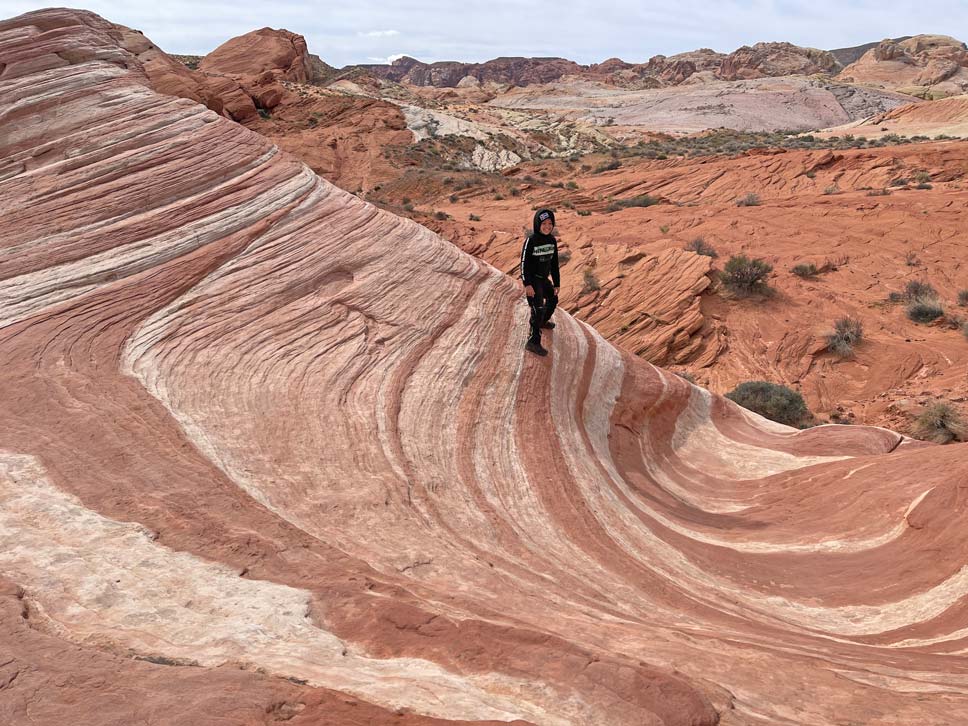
[520,208,560,356]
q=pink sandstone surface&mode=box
[2,8,968,726]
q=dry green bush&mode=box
[912,402,968,444]
[721,255,773,297]
[726,381,810,427]
[606,194,659,212]
[827,316,863,357]
[907,298,944,323]
[685,237,718,258]
[905,280,937,300]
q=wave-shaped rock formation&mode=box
[3,9,968,725]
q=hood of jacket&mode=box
[532,208,556,236]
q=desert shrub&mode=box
[720,255,773,296]
[736,192,761,207]
[866,188,890,196]
[888,177,909,187]
[823,185,840,195]
[402,203,414,212]
[539,170,548,177]
[804,170,816,178]
[905,250,920,267]
[606,194,659,212]
[912,402,968,444]
[914,171,931,183]
[402,197,411,205]
[594,160,621,173]
[792,263,818,278]
[685,237,718,257]
[433,211,449,220]
[958,289,968,307]
[916,183,933,190]
[726,381,810,427]
[582,267,600,292]
[494,194,505,200]
[827,316,863,357]
[905,280,937,300]
[469,213,481,221]
[577,209,592,216]
[449,194,458,203]
[257,109,271,119]
[907,298,944,323]
[888,291,905,303]
[558,249,572,264]
[566,181,579,189]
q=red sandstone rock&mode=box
[0,7,257,121]
[424,141,968,431]
[363,55,584,88]
[718,42,841,81]
[199,27,315,83]
[839,35,968,96]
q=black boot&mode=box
[540,320,556,329]
[525,340,548,356]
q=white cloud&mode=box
[364,53,406,64]
[359,29,400,37]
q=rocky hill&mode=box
[828,36,912,66]
[840,35,968,98]
[199,27,323,83]
[344,41,841,89]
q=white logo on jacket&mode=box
[532,244,555,256]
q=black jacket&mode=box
[519,208,560,287]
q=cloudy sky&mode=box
[2,1,966,67]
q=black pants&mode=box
[526,277,557,344]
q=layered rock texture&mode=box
[4,9,968,726]
[840,35,968,98]
[200,27,318,83]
